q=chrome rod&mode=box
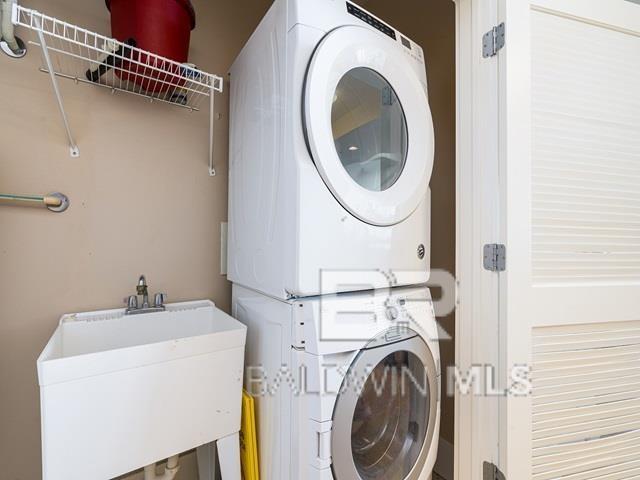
[0,192,70,212]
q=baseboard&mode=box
[434,437,454,480]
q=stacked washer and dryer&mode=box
[228,1,440,479]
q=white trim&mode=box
[454,1,472,479]
[455,0,502,479]
[434,438,454,480]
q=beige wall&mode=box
[0,0,271,478]
[0,0,455,478]
[359,0,457,447]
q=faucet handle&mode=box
[154,293,167,308]
[126,295,138,310]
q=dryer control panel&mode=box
[346,2,396,40]
[345,2,424,64]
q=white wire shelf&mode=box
[11,4,224,174]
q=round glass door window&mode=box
[331,68,408,192]
[351,350,429,479]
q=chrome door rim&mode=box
[331,332,439,480]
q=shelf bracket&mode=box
[208,86,216,176]
[32,14,79,157]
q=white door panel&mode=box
[498,0,640,478]
[530,3,640,325]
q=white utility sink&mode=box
[37,300,246,480]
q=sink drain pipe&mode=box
[143,455,180,480]
[0,0,27,58]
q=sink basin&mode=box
[37,300,246,480]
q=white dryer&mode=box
[228,0,435,299]
[233,285,441,480]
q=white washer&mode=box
[233,285,441,480]
[228,0,435,299]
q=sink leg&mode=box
[197,442,217,480]
[217,432,241,480]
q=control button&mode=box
[386,306,399,321]
[346,3,396,40]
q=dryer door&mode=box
[304,26,434,227]
[331,332,439,480]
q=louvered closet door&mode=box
[499,0,640,478]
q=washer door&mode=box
[331,332,438,480]
[304,26,434,226]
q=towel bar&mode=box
[0,192,69,212]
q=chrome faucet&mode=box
[137,275,150,308]
[125,275,167,315]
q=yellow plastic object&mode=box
[240,390,260,480]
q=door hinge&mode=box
[483,462,506,480]
[483,244,506,272]
[482,22,506,58]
